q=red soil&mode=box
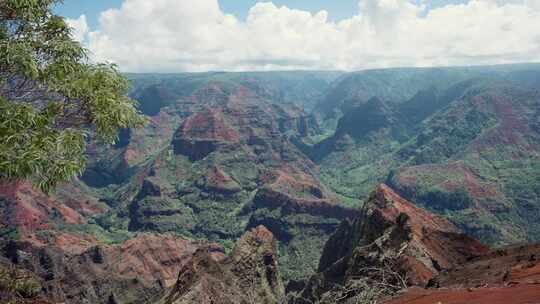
[436,243,540,288]
[264,168,327,200]
[55,183,106,217]
[387,240,540,303]
[123,111,179,168]
[0,181,85,234]
[115,234,206,287]
[373,184,460,234]
[179,107,240,143]
[386,284,540,304]
[52,232,99,255]
[205,166,234,188]
[228,85,259,106]
[470,92,539,151]
[372,185,489,274]
[255,187,357,219]
[395,163,502,201]
[490,94,530,145]
[123,147,139,165]
[511,263,540,283]
[250,225,275,244]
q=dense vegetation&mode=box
[312,65,540,245]
[1,64,539,284]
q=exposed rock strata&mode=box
[289,184,488,303]
[1,233,220,304]
[158,226,285,304]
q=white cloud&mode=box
[66,14,89,43]
[68,0,540,72]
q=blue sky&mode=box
[56,0,469,29]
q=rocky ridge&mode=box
[288,184,488,303]
[1,232,220,304]
[157,226,285,304]
[1,66,540,303]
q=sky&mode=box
[56,0,540,72]
[56,0,470,28]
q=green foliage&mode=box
[0,98,87,191]
[0,264,42,302]
[0,0,146,192]
[398,106,496,165]
[416,187,473,211]
[55,221,135,245]
[249,206,341,280]
[312,66,540,248]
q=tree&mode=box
[0,0,146,192]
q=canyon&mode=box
[1,64,540,303]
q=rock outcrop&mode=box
[385,284,540,304]
[1,233,220,304]
[386,243,540,303]
[289,184,489,303]
[0,181,88,235]
[159,226,285,304]
[172,107,240,161]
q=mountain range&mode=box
[1,63,540,303]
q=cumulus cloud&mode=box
[68,0,540,72]
[66,14,89,43]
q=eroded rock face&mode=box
[386,243,540,304]
[433,243,540,288]
[1,233,219,304]
[330,184,487,283]
[385,284,540,304]
[159,226,285,304]
[201,166,242,195]
[172,107,240,161]
[289,184,488,303]
[0,181,91,236]
[251,187,356,220]
[122,83,349,280]
[230,225,285,303]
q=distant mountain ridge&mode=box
[303,64,540,245]
[1,63,540,303]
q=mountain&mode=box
[157,226,285,304]
[0,222,281,304]
[1,64,540,303]
[109,79,357,280]
[128,71,343,111]
[5,182,539,304]
[288,184,489,303]
[288,184,540,304]
[0,71,354,282]
[314,64,540,119]
[310,64,540,245]
[1,233,218,303]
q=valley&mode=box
[1,64,540,303]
